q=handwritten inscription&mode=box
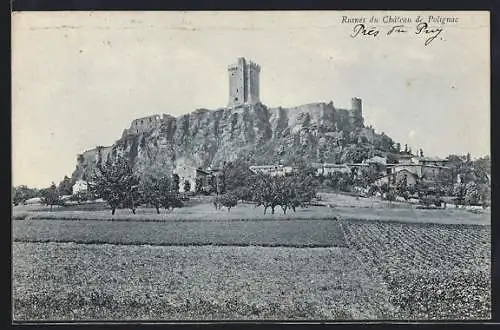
[350,23,444,46]
[415,23,443,46]
[342,15,456,46]
[351,24,380,38]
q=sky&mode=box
[12,11,490,188]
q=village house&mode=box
[196,167,224,194]
[311,163,351,176]
[364,156,387,166]
[375,155,451,187]
[312,156,388,179]
[72,180,88,194]
[373,169,419,187]
[173,165,198,193]
[248,165,293,177]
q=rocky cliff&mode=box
[71,102,397,181]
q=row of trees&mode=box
[12,174,77,207]
[213,159,319,214]
[251,172,317,214]
[89,157,184,215]
[13,157,188,214]
[12,183,68,210]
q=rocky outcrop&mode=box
[71,102,395,181]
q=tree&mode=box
[12,185,39,206]
[356,165,380,188]
[435,169,454,195]
[41,182,62,211]
[464,182,481,206]
[282,174,317,214]
[385,189,396,203]
[251,172,317,215]
[218,193,238,212]
[343,145,371,164]
[252,174,281,215]
[162,195,183,211]
[195,177,203,194]
[479,184,491,207]
[380,183,395,203]
[172,174,180,193]
[395,175,409,200]
[183,180,191,193]
[58,175,74,196]
[139,173,183,213]
[122,181,141,214]
[276,176,294,214]
[221,159,255,194]
[472,156,491,184]
[340,173,354,192]
[140,174,170,214]
[89,156,141,215]
[453,182,467,206]
[378,134,395,152]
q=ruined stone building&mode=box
[228,57,261,107]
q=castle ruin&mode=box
[121,57,363,136]
[350,97,363,127]
[228,57,261,107]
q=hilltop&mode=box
[71,101,398,182]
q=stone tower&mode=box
[349,97,364,127]
[228,57,260,107]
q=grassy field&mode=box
[13,243,396,320]
[11,193,491,320]
[12,199,489,226]
[13,219,347,247]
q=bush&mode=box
[464,182,481,206]
[216,193,238,212]
[420,195,444,208]
[69,191,90,205]
[384,190,396,202]
[367,185,380,197]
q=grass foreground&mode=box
[13,219,347,247]
[11,193,491,320]
[13,243,395,320]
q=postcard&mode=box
[11,11,490,321]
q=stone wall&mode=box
[127,115,162,135]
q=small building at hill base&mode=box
[249,165,293,177]
[173,165,197,193]
[72,180,88,195]
[374,169,419,187]
[311,163,351,176]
